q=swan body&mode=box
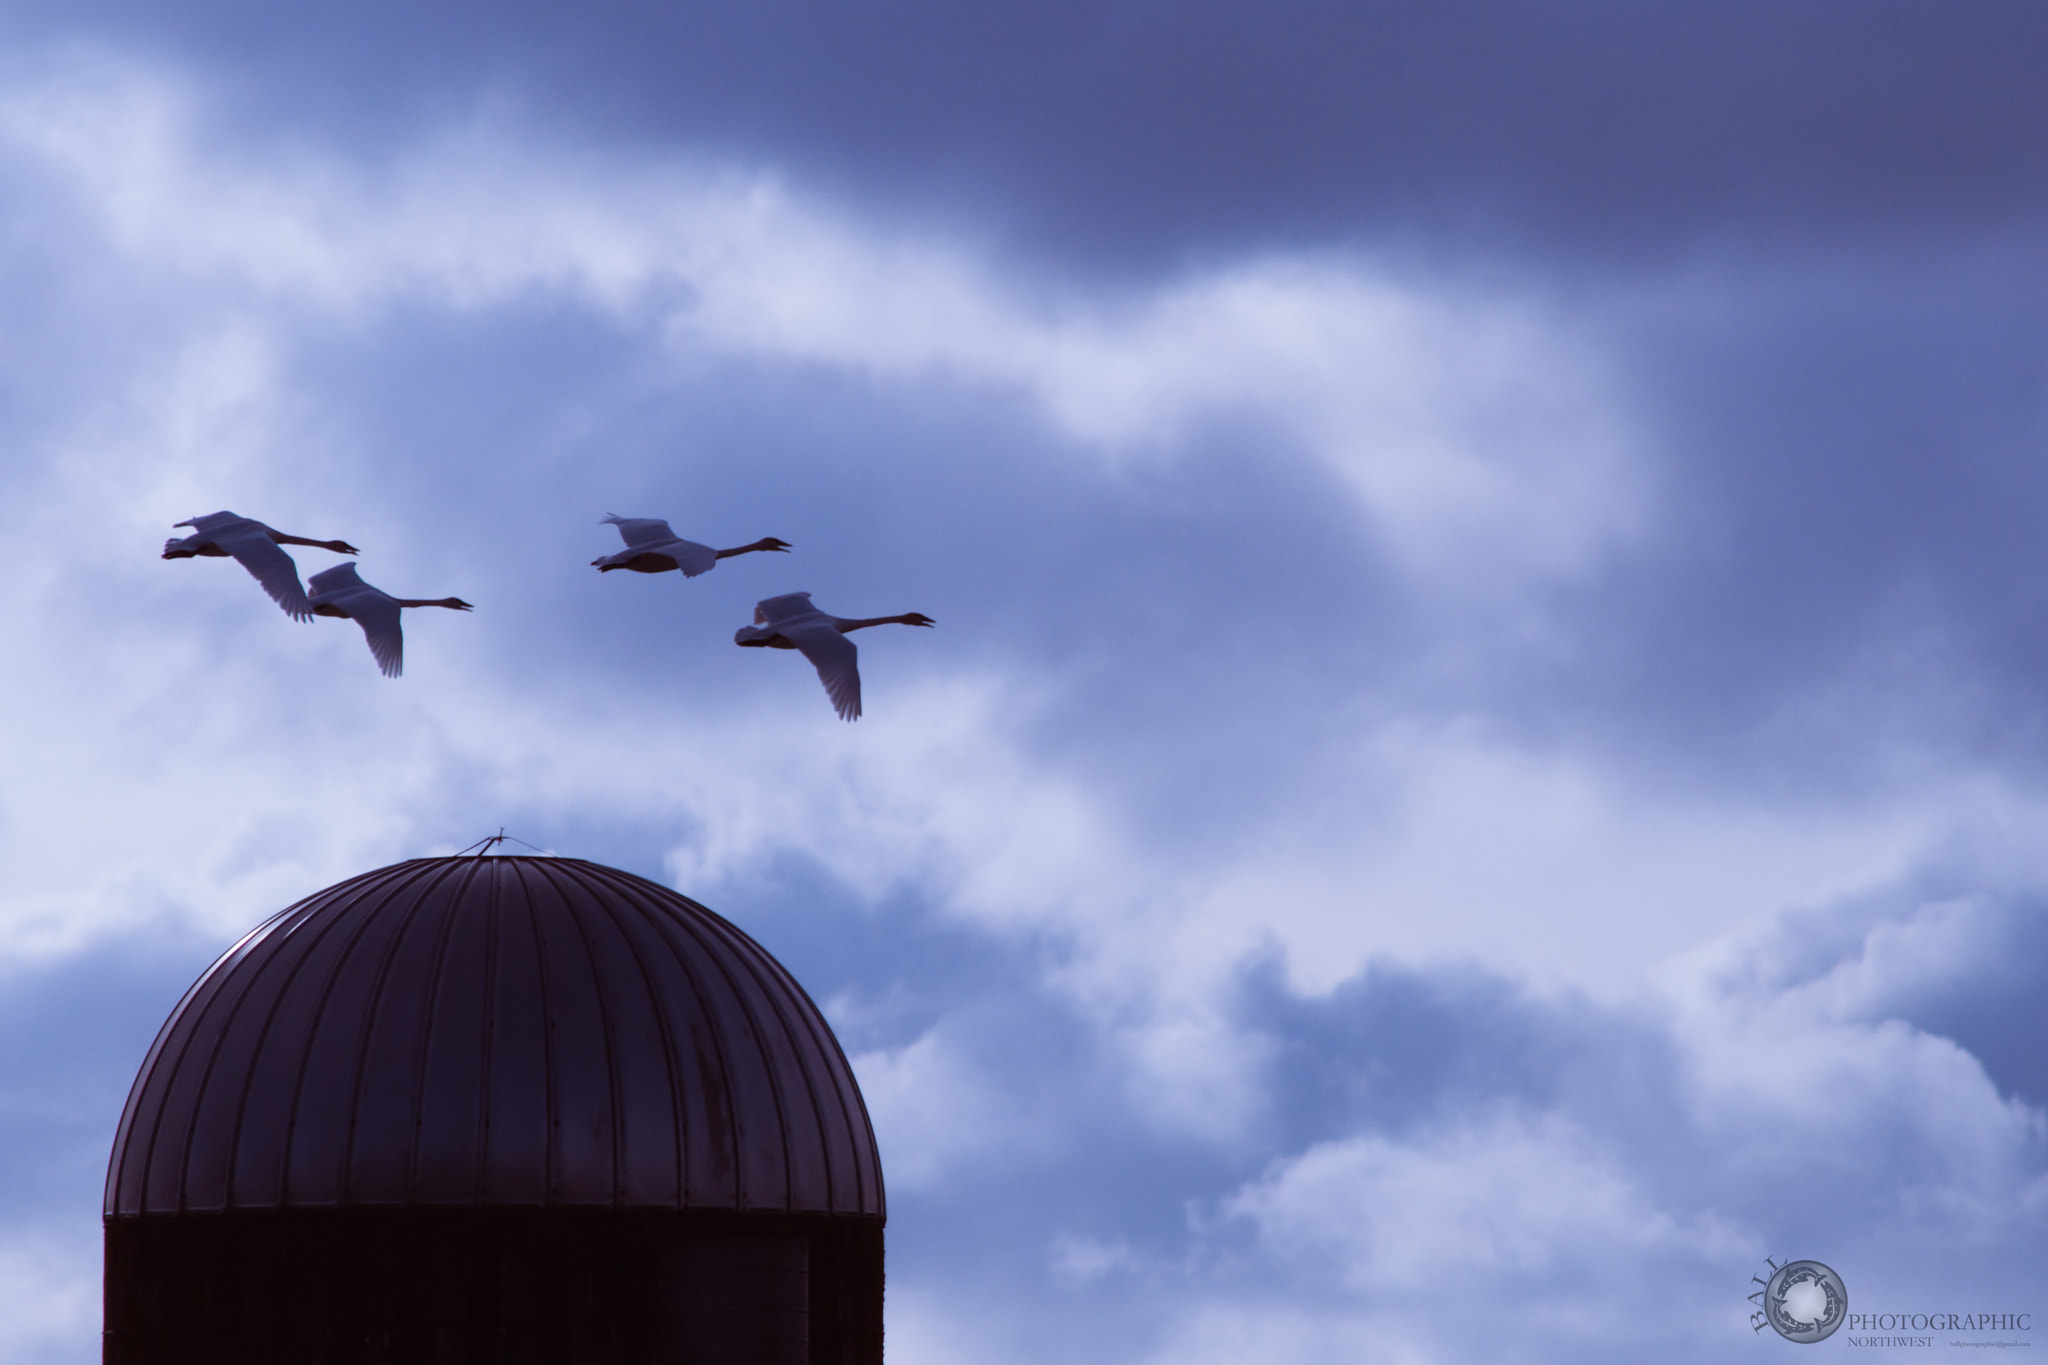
[735,592,934,721]
[591,515,790,577]
[307,563,473,678]
[162,510,360,621]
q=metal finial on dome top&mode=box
[452,828,550,857]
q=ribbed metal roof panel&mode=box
[105,858,884,1218]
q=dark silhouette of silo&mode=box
[103,856,884,1363]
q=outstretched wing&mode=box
[784,621,861,721]
[666,539,717,577]
[603,515,678,548]
[349,595,406,678]
[306,562,365,597]
[213,523,313,621]
[754,592,817,626]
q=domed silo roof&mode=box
[105,856,883,1219]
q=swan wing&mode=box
[754,592,817,626]
[351,595,406,678]
[214,523,313,621]
[604,515,678,548]
[667,538,717,577]
[784,621,861,721]
[307,562,367,596]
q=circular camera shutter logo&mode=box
[1764,1260,1848,1343]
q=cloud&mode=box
[0,52,1644,596]
[850,1021,1041,1192]
[1226,1112,1749,1290]
[15,0,2048,263]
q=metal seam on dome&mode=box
[110,901,288,1214]
[514,861,560,1205]
[787,942,884,1216]
[753,943,876,1215]
[517,860,585,1204]
[531,860,628,1207]
[404,859,476,1202]
[106,895,297,1214]
[643,884,695,1205]
[572,865,694,1210]
[761,930,874,1215]
[205,890,362,1210]
[772,943,874,1213]
[275,862,442,1208]
[640,874,798,1212]
[124,924,264,1211]
[172,880,378,1212]
[714,913,843,1214]
[339,859,467,1205]
[683,872,881,1216]
[602,869,748,1210]
[476,856,504,1202]
[695,904,828,1210]
[154,909,302,1212]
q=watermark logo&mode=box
[1749,1258,1849,1344]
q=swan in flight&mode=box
[592,515,790,577]
[735,592,934,721]
[162,511,360,621]
[307,563,473,678]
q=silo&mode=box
[102,855,885,1363]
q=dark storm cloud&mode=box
[12,1,2048,265]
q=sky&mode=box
[0,2,2045,1360]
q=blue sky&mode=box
[1,3,2046,1360]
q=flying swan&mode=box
[591,515,790,577]
[735,592,934,721]
[307,563,473,678]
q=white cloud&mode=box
[1669,923,2048,1237]
[1048,1232,1143,1284]
[850,1024,1031,1192]
[1225,1111,1749,1292]
[1181,725,2009,996]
